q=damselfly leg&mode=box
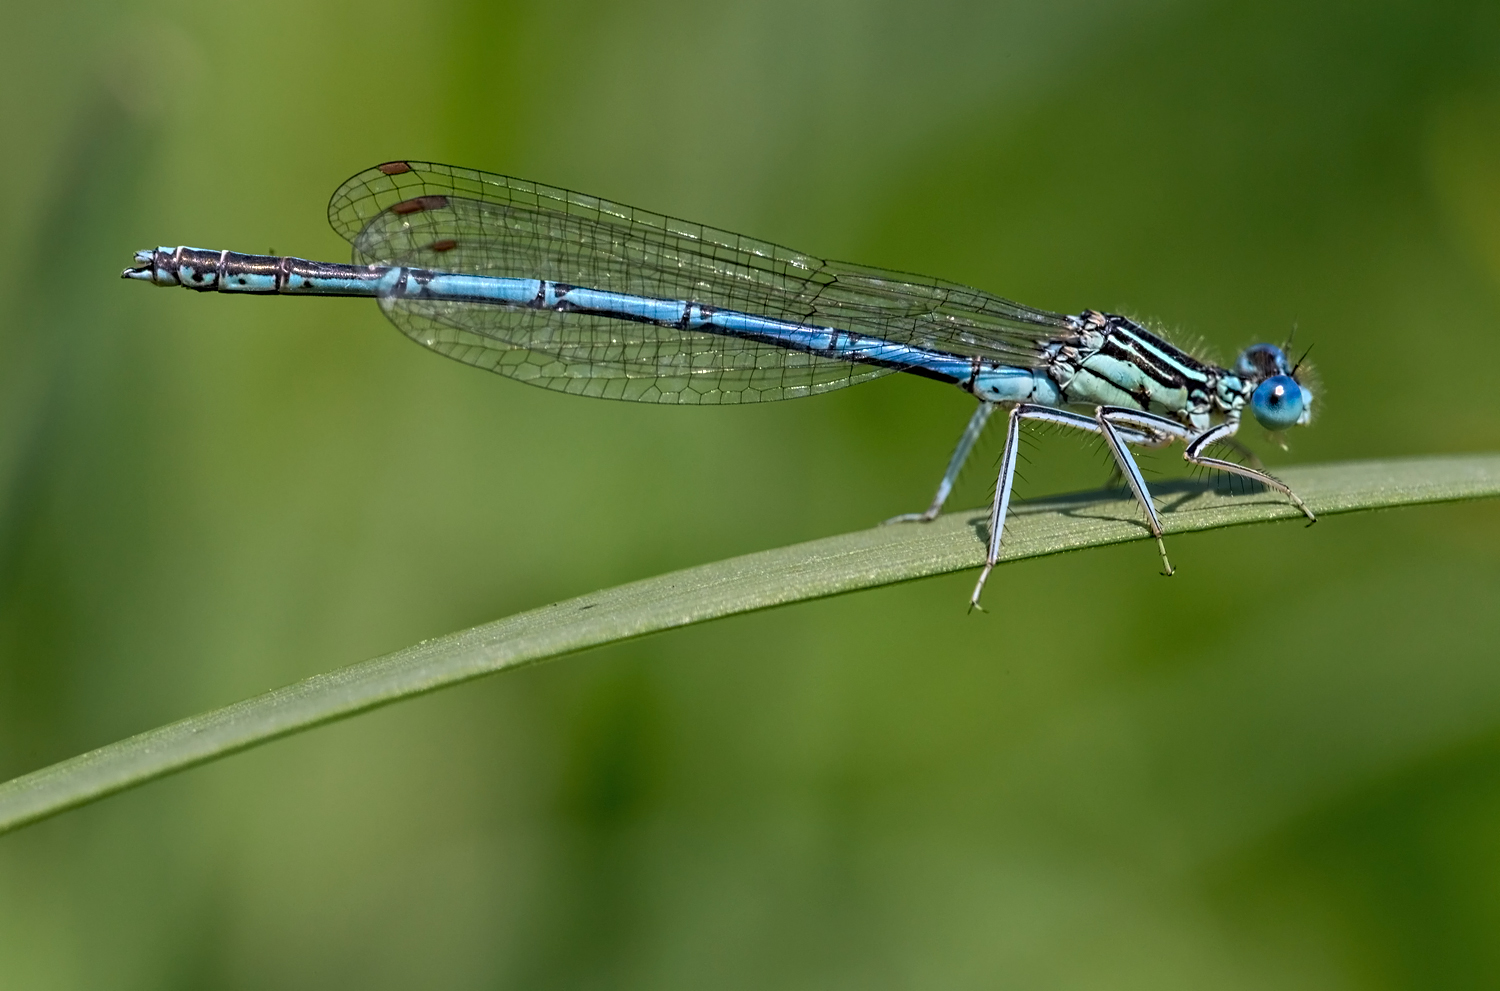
[1185,423,1317,523]
[969,403,1176,608]
[965,403,1313,609]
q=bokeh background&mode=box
[4,0,1500,986]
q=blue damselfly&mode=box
[123,161,1317,607]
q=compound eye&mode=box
[1251,374,1305,430]
[1235,343,1289,378]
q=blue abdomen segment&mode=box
[972,366,1062,404]
[393,271,542,306]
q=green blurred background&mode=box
[4,0,1500,986]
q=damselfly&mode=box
[123,161,1317,607]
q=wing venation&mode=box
[326,161,1073,404]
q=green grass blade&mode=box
[2,453,1497,835]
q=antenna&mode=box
[1291,343,1315,377]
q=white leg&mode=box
[1185,422,1316,523]
[1094,407,1174,576]
[969,404,1157,608]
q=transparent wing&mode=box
[327,161,1075,405]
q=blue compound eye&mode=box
[1251,375,1305,430]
